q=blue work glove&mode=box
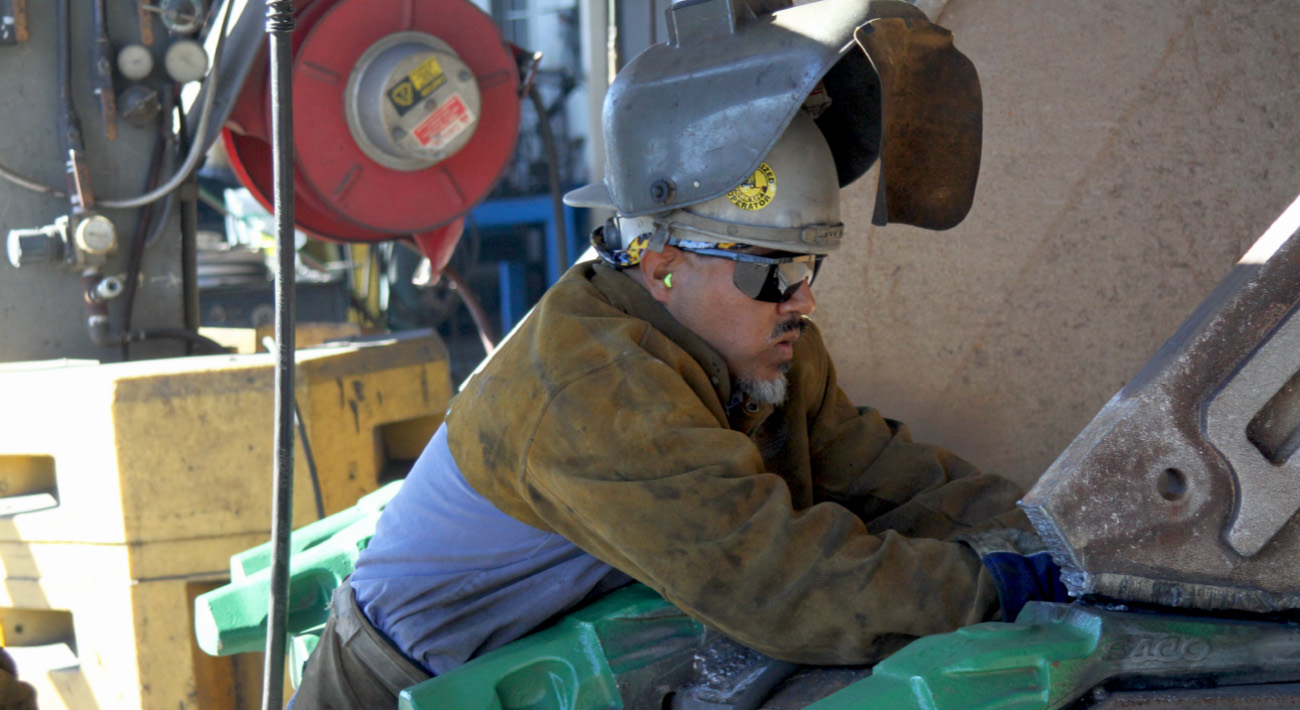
[960,529,1072,622]
[981,549,1071,622]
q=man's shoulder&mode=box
[458,265,664,403]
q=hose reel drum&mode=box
[223,0,521,272]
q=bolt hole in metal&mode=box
[1157,468,1189,502]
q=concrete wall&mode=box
[816,0,1300,488]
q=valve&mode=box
[90,274,125,302]
[7,218,70,268]
[7,214,118,270]
[75,215,118,256]
[142,0,206,36]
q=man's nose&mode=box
[780,280,816,316]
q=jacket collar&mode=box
[589,262,734,405]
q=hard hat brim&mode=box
[562,182,616,210]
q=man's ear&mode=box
[639,246,680,305]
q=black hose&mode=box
[121,96,175,360]
[0,161,66,197]
[55,0,73,201]
[395,240,498,354]
[294,397,326,520]
[262,3,298,710]
[444,265,498,355]
[527,83,569,275]
[261,336,326,522]
[180,177,201,347]
[172,81,203,353]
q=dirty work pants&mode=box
[291,578,432,709]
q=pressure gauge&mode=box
[117,44,155,81]
[75,215,118,255]
[164,39,208,84]
[159,0,205,36]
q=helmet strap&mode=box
[646,223,671,253]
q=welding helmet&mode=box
[598,110,842,260]
[566,0,983,235]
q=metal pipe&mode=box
[84,271,115,348]
[527,83,569,275]
[179,177,201,345]
[56,0,94,212]
[262,2,297,709]
[98,0,235,210]
[186,0,275,158]
[91,0,118,140]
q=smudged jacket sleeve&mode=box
[446,262,1030,665]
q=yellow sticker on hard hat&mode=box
[726,163,777,211]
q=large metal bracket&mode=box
[1021,195,1300,613]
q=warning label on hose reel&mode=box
[414,93,476,149]
[388,56,449,117]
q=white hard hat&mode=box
[654,110,843,254]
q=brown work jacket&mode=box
[446,261,1030,665]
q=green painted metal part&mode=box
[229,490,382,579]
[193,481,403,656]
[805,602,1300,710]
[399,584,706,710]
[197,479,1300,710]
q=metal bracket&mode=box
[1020,195,1300,613]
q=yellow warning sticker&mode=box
[410,56,446,92]
[390,81,415,108]
[726,163,777,211]
[388,56,449,117]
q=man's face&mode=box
[661,248,818,395]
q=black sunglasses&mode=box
[675,246,824,303]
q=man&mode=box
[294,0,1065,706]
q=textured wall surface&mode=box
[816,0,1300,487]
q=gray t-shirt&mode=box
[351,423,629,675]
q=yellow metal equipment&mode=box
[0,330,452,709]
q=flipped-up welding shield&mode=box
[565,0,982,232]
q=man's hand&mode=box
[0,647,37,710]
[960,528,1072,622]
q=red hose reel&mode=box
[223,0,521,274]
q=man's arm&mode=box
[797,323,1031,540]
[518,353,1003,666]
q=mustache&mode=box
[770,317,806,340]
